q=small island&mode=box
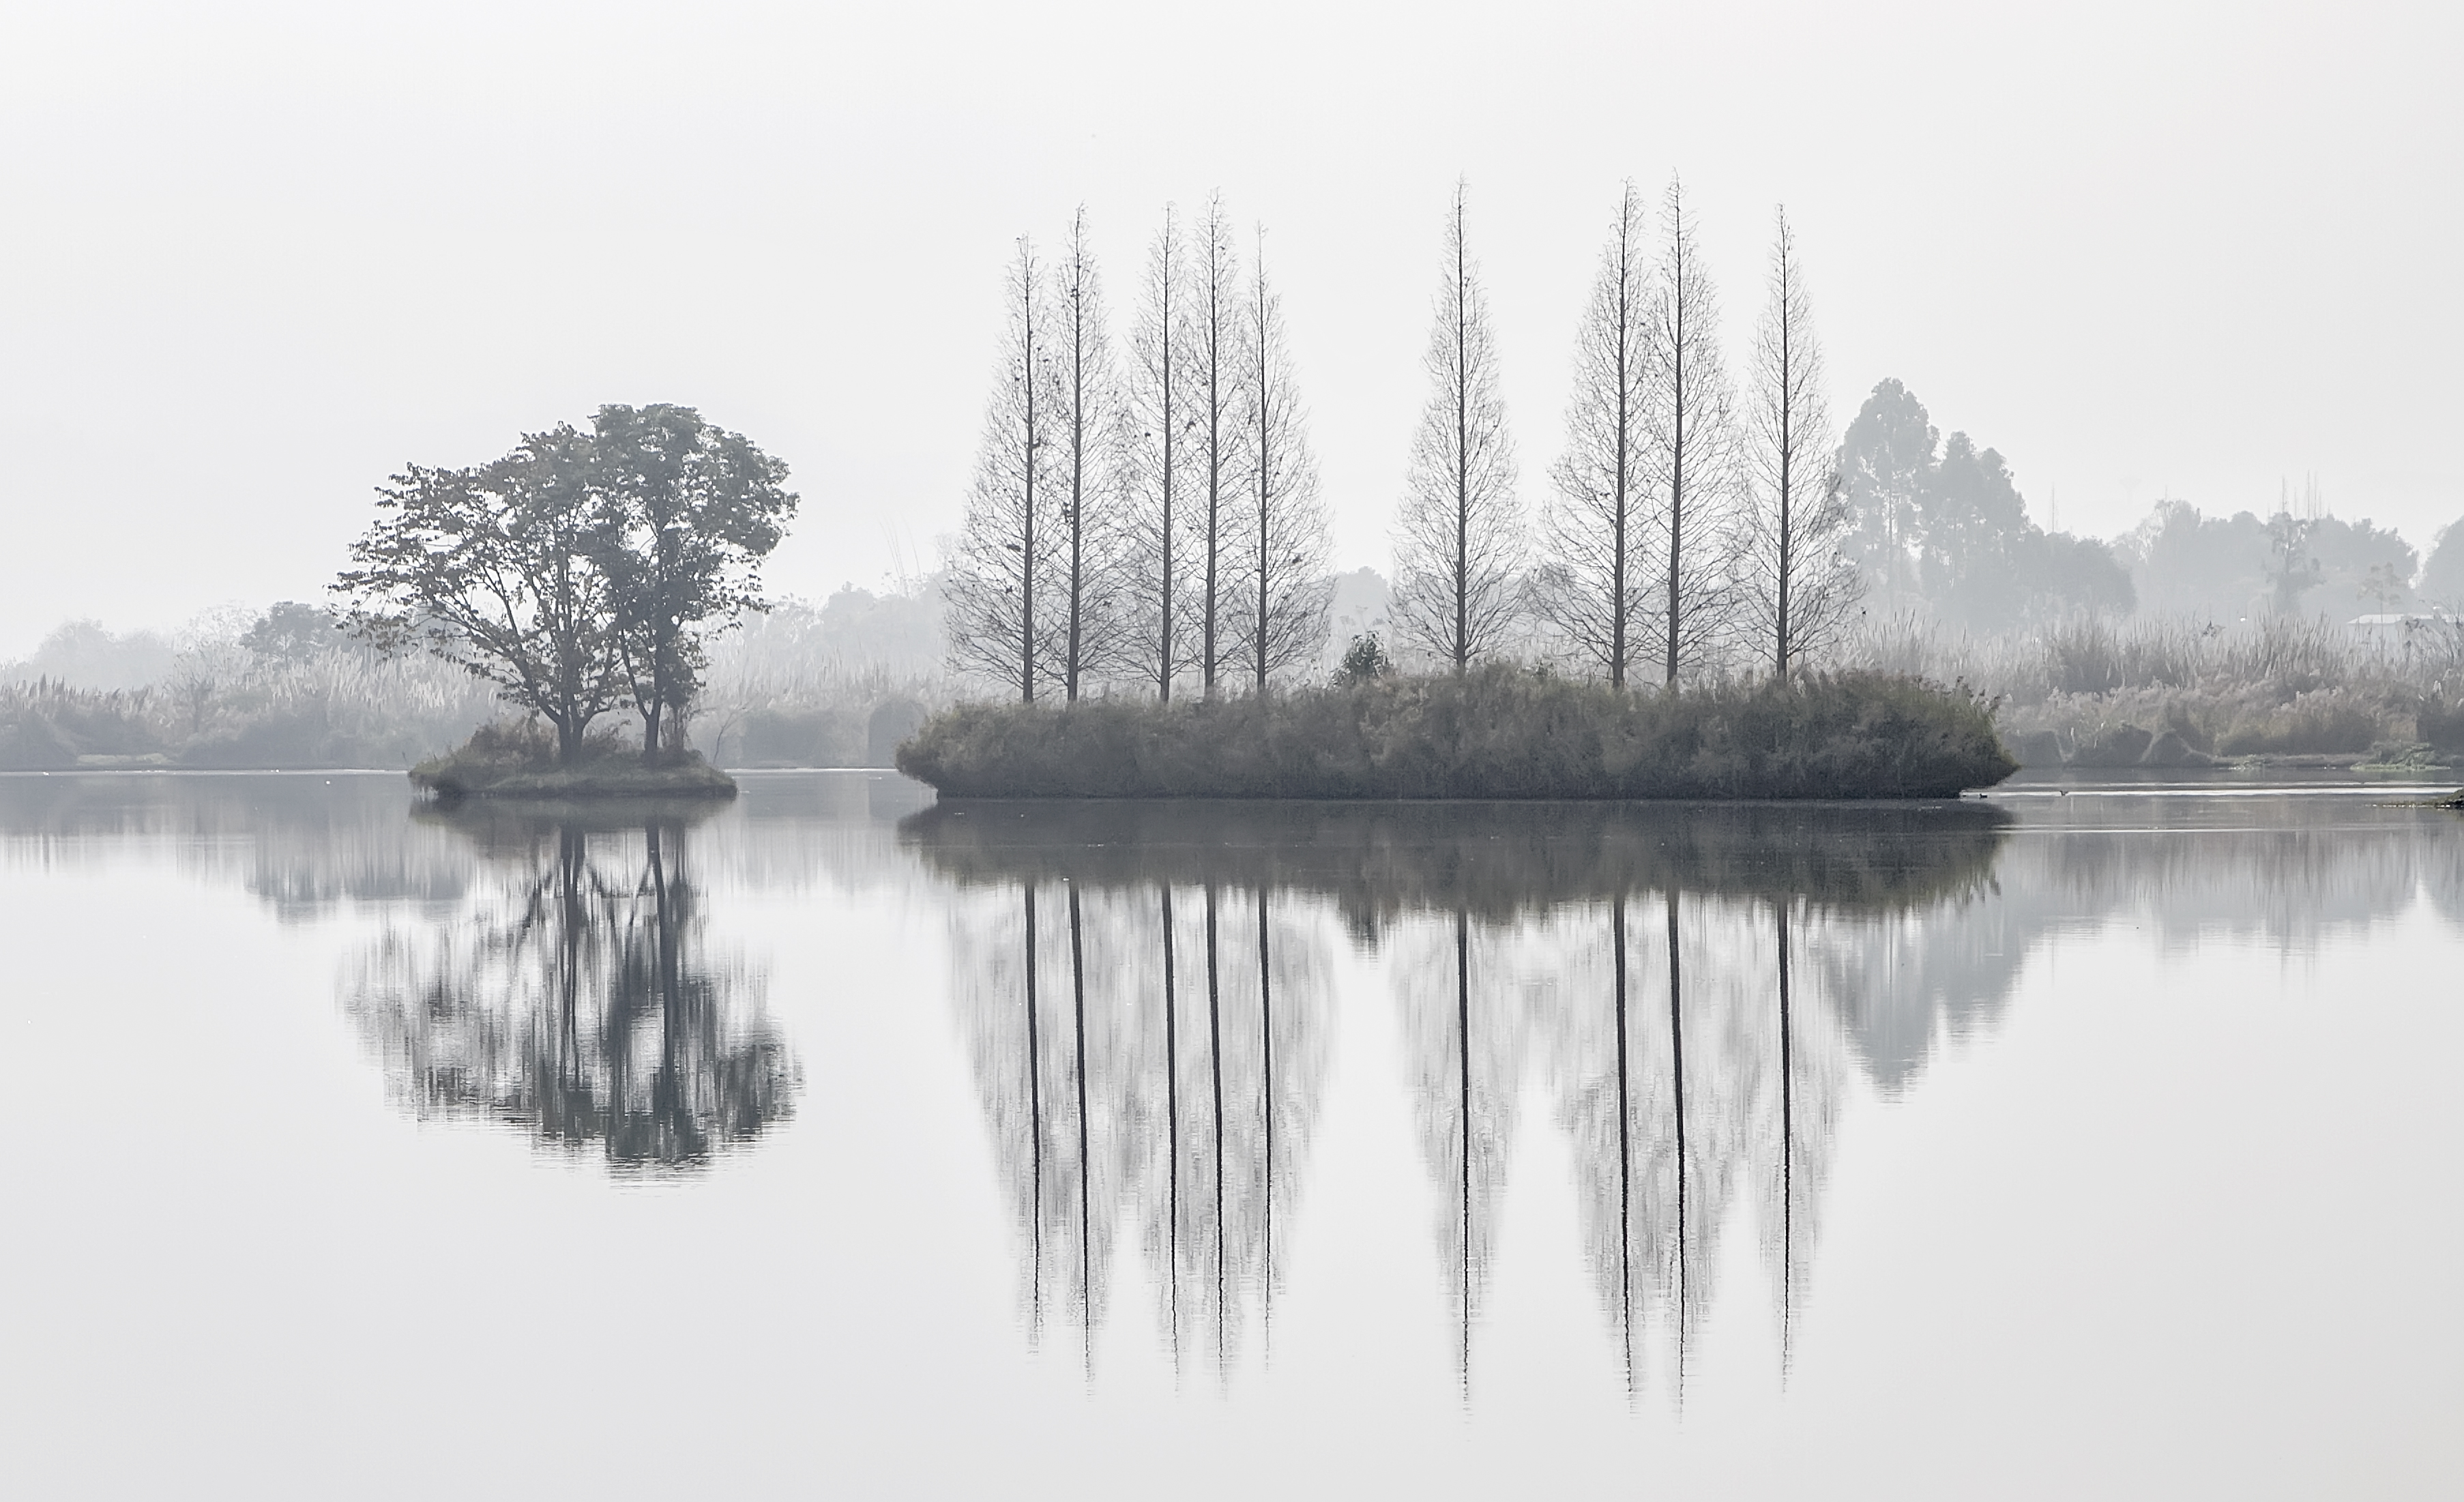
[895,667,2015,801]
[410,722,737,801]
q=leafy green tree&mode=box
[587,404,797,761]
[336,424,630,764]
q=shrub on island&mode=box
[411,720,736,800]
[895,667,2016,800]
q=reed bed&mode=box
[1845,610,2464,760]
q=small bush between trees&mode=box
[895,667,2015,800]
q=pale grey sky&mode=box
[2,0,2456,656]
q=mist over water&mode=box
[1,771,2457,1494]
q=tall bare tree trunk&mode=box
[1642,177,1742,686]
[1742,207,1857,675]
[1193,197,1246,696]
[1392,182,1523,673]
[1242,230,1332,695]
[1049,207,1122,702]
[943,238,1050,702]
[1538,183,1653,686]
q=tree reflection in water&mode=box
[908,799,2004,1398]
[347,802,793,1173]
[943,871,1330,1379]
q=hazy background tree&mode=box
[1391,183,1524,673]
[1043,209,1128,701]
[1838,378,2132,630]
[1639,177,1740,683]
[2029,531,2137,618]
[1836,379,1936,613]
[4,620,179,690]
[1235,235,1334,692]
[944,238,1056,701]
[2113,498,2414,622]
[1537,182,1655,686]
[1121,205,1194,699]
[336,423,628,764]
[1190,196,1252,694]
[2416,519,2464,610]
[588,403,797,761]
[1735,208,1856,677]
[1917,432,2036,632]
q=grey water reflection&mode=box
[346,801,795,1173]
[904,800,2008,1394]
[6,772,2460,1420]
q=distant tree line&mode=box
[334,404,796,765]
[1835,379,2448,631]
[944,179,1862,699]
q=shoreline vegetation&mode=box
[895,668,2017,801]
[1862,612,2464,771]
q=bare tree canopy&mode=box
[1537,182,1656,686]
[1639,177,1742,685]
[1737,209,1859,675]
[1121,204,1195,700]
[1391,183,1525,673]
[1044,207,1128,701]
[945,238,1055,702]
[1236,233,1334,691]
[1191,196,1252,694]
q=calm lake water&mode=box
[2,769,2457,1497]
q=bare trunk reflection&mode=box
[908,798,2002,1398]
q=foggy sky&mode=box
[2,0,2456,656]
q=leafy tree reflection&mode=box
[347,804,793,1172]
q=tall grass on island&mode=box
[896,667,2016,800]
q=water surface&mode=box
[1,770,2455,1497]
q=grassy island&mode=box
[895,668,2016,801]
[411,722,736,801]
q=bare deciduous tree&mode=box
[943,238,1055,702]
[1391,183,1524,673]
[1235,233,1334,692]
[1536,182,1655,686]
[1121,205,1194,700]
[1044,208,1126,701]
[1190,195,1251,694]
[1640,177,1741,684]
[1737,209,1858,675]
